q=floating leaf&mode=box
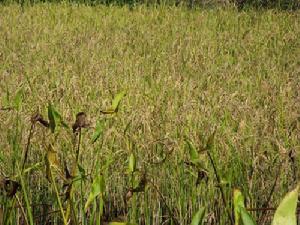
[84,175,105,211]
[191,207,206,225]
[128,153,136,173]
[272,185,299,225]
[240,207,257,225]
[234,189,245,225]
[48,103,56,133]
[91,120,104,143]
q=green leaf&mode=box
[53,109,69,129]
[272,185,299,225]
[111,90,126,111]
[185,139,199,164]
[128,153,136,173]
[234,189,245,225]
[84,175,105,211]
[77,164,86,179]
[48,103,56,133]
[91,120,104,143]
[240,207,257,225]
[14,89,23,111]
[191,207,206,225]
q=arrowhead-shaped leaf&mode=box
[185,139,199,164]
[111,90,126,111]
[191,207,206,225]
[240,207,257,225]
[234,189,245,225]
[84,175,105,211]
[272,185,299,225]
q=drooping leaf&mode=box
[72,112,89,133]
[84,175,105,211]
[111,90,126,111]
[128,153,136,173]
[91,120,104,143]
[234,189,245,225]
[45,145,60,181]
[191,207,206,225]
[272,185,299,225]
[240,207,257,225]
[48,103,56,133]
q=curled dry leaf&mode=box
[72,112,90,133]
[0,178,20,198]
[31,113,49,128]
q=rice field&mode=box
[0,3,299,224]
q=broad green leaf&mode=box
[272,185,299,225]
[14,89,23,111]
[91,120,104,143]
[48,103,56,133]
[191,207,206,225]
[240,207,257,225]
[234,189,245,225]
[85,175,105,211]
[185,139,199,165]
[111,90,126,111]
[128,153,136,173]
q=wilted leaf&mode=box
[234,189,245,225]
[240,207,257,225]
[128,153,136,173]
[272,185,299,225]
[91,120,104,143]
[48,103,56,133]
[72,112,89,133]
[84,175,105,211]
[45,145,60,181]
[1,178,20,198]
[31,113,49,127]
[191,207,206,225]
